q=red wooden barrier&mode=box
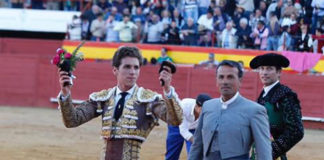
[1,38,324,129]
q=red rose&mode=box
[64,53,72,59]
[52,55,60,65]
[56,48,65,55]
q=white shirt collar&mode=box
[220,92,240,109]
[116,84,136,97]
[263,80,279,97]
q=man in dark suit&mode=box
[189,60,272,160]
[250,53,304,160]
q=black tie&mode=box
[113,92,128,121]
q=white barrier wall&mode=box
[0,8,80,33]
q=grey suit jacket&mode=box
[188,94,272,160]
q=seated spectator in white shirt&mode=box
[114,14,137,42]
[105,15,119,42]
[221,21,237,49]
[144,14,164,44]
[179,94,212,153]
[197,9,214,31]
[67,15,82,41]
[90,13,106,41]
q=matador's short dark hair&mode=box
[112,46,143,68]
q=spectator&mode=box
[97,0,111,13]
[221,21,237,49]
[114,14,137,42]
[84,5,102,23]
[161,0,175,15]
[181,0,199,22]
[144,14,164,44]
[259,1,268,17]
[162,20,182,45]
[197,9,214,31]
[46,0,59,10]
[295,24,313,52]
[181,17,198,46]
[84,5,102,39]
[129,0,138,15]
[208,0,216,11]
[267,12,280,51]
[0,0,8,7]
[198,53,218,69]
[289,13,300,35]
[213,7,229,32]
[266,0,284,21]
[122,8,131,17]
[112,0,128,14]
[197,9,214,46]
[161,9,172,27]
[172,9,184,28]
[319,18,324,31]
[281,13,297,27]
[311,0,324,34]
[197,0,210,17]
[251,20,269,50]
[11,0,24,8]
[131,7,146,24]
[80,14,90,40]
[151,0,164,17]
[237,0,255,13]
[313,28,324,53]
[105,15,120,42]
[142,0,153,15]
[250,9,266,30]
[90,13,106,41]
[157,48,173,64]
[278,25,292,51]
[133,19,145,43]
[67,15,82,41]
[61,0,80,11]
[213,7,230,47]
[236,18,253,49]
[232,6,249,28]
[223,0,236,17]
[105,6,123,21]
[282,0,298,18]
[31,0,45,9]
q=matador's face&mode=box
[114,57,140,91]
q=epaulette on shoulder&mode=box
[137,87,162,103]
[89,88,114,101]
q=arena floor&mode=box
[1,106,323,160]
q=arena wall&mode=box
[0,38,323,129]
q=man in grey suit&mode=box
[188,60,272,160]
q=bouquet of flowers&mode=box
[51,41,85,86]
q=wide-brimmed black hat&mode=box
[196,93,212,106]
[249,53,290,69]
[159,60,176,74]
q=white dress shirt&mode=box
[220,92,240,110]
[263,80,279,97]
[115,85,136,105]
[179,98,198,141]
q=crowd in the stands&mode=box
[1,0,324,53]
